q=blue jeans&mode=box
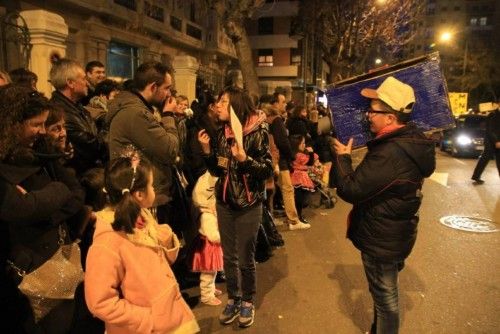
[361,253,405,334]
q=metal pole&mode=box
[462,39,468,76]
[302,35,308,105]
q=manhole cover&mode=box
[439,216,499,233]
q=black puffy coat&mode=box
[0,149,86,273]
[334,124,436,261]
[286,116,318,146]
[51,91,107,175]
[205,112,273,210]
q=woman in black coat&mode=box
[286,104,318,147]
[0,85,98,333]
[198,86,273,328]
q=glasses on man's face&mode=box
[366,109,392,117]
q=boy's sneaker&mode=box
[238,303,255,328]
[219,300,240,325]
[289,221,311,230]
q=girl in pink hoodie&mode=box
[84,155,199,334]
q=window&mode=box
[479,17,487,26]
[186,24,202,40]
[470,17,478,26]
[107,41,139,79]
[190,2,196,22]
[144,1,164,22]
[258,17,273,35]
[291,48,301,65]
[170,15,182,31]
[258,49,273,67]
[426,3,436,15]
[114,0,136,10]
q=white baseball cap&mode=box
[361,76,415,113]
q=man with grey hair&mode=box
[50,58,106,175]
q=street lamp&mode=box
[439,32,452,43]
[438,30,468,79]
[374,58,382,65]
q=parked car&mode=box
[440,114,486,157]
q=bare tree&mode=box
[298,0,424,82]
[207,0,265,97]
[444,44,499,103]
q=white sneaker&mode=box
[288,221,311,230]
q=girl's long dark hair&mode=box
[289,134,305,158]
[223,85,255,125]
[104,156,152,233]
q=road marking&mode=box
[429,172,448,186]
[453,158,466,165]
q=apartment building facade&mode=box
[403,0,499,98]
[0,0,237,100]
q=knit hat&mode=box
[361,76,415,113]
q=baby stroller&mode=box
[308,162,337,209]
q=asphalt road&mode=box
[189,150,500,334]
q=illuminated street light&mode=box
[376,0,387,4]
[375,58,382,65]
[440,31,452,43]
[436,29,469,85]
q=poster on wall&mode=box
[326,52,455,148]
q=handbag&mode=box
[7,225,84,322]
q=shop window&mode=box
[107,41,139,79]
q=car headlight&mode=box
[456,135,472,146]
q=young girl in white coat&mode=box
[190,171,224,306]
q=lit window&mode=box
[479,17,487,26]
[291,48,301,65]
[470,18,477,26]
[258,49,273,67]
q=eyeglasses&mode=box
[366,109,393,116]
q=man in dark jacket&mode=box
[271,92,310,230]
[50,58,107,176]
[106,61,178,225]
[333,76,436,334]
[471,102,500,183]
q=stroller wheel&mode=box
[324,199,334,209]
[320,195,335,209]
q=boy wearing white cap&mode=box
[332,76,436,334]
